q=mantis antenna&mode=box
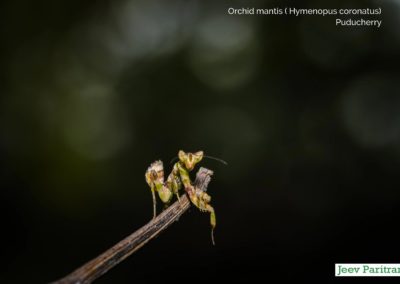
[203,155,228,165]
[169,156,179,164]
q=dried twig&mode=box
[52,167,214,284]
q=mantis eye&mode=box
[194,151,204,161]
[178,150,186,162]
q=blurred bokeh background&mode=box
[1,0,400,282]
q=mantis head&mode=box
[178,150,204,171]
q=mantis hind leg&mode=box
[151,187,157,219]
[206,204,216,245]
[188,191,217,245]
[145,160,169,219]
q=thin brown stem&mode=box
[52,167,213,284]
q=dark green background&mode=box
[1,0,400,282]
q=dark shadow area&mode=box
[1,0,400,282]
